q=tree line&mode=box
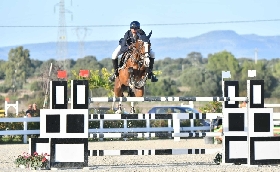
[1,46,280,99]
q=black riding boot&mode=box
[109,59,119,82]
[119,58,124,67]
[148,58,158,82]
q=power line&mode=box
[1,19,280,28]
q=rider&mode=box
[109,21,158,82]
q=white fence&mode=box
[1,111,280,144]
[0,115,209,144]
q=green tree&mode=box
[72,56,102,71]
[39,59,66,81]
[5,46,31,91]
[30,81,42,91]
[146,78,179,96]
[70,68,114,96]
[270,59,280,97]
[207,51,240,79]
[30,59,43,77]
[179,67,220,96]
[239,60,276,97]
[0,60,6,79]
[271,59,280,78]
[39,59,57,71]
[186,52,203,66]
[99,58,113,70]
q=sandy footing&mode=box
[0,139,279,172]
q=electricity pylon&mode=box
[54,0,73,74]
[74,27,92,59]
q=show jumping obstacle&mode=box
[29,72,90,169]
[28,69,280,169]
[89,70,280,166]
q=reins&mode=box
[129,40,145,64]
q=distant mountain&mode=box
[0,30,280,61]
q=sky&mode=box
[0,0,280,47]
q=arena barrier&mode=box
[88,113,221,144]
[88,112,222,139]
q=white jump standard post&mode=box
[246,77,275,165]
[222,76,248,165]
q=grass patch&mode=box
[0,136,23,144]
[22,83,31,90]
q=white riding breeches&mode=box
[111,45,155,59]
[112,45,122,59]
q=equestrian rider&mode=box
[109,21,158,82]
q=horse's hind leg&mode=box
[114,88,123,97]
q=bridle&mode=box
[128,40,146,69]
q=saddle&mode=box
[118,45,135,69]
[119,52,127,68]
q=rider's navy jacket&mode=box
[119,29,149,53]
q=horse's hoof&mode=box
[115,110,122,114]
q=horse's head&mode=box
[128,39,150,69]
[133,39,147,56]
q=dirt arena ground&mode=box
[1,139,280,171]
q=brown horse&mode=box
[114,39,150,97]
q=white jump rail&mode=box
[90,96,248,102]
[88,148,223,156]
[265,104,280,108]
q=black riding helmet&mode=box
[130,21,140,29]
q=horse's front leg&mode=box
[128,67,135,90]
[115,102,122,114]
[114,79,123,97]
[134,87,144,97]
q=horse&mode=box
[114,39,150,98]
